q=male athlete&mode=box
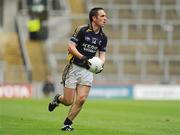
[48,7,108,131]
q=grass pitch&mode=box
[0,99,180,135]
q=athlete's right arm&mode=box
[68,25,86,60]
[68,42,90,69]
[68,41,84,60]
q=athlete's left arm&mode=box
[98,51,106,63]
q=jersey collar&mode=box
[87,23,103,34]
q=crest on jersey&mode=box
[99,40,102,45]
[92,38,97,44]
[85,36,91,42]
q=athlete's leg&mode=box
[60,85,90,131]
[48,87,75,111]
[67,85,91,121]
[58,87,75,106]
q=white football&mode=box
[88,57,103,74]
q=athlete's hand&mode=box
[81,56,90,69]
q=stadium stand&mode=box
[39,0,180,84]
[0,32,27,83]
[1,0,180,84]
[26,41,48,81]
[85,0,180,83]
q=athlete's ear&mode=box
[92,16,97,22]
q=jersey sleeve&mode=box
[69,26,84,45]
[99,35,108,52]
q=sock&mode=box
[64,117,72,125]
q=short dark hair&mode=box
[89,7,104,23]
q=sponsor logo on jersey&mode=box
[82,43,98,53]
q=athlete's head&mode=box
[89,7,107,28]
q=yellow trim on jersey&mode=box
[75,24,87,33]
[86,28,93,32]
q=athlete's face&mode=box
[93,10,107,28]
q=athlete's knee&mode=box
[63,97,73,106]
[77,96,87,106]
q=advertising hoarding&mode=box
[0,84,32,98]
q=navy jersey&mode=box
[69,24,108,67]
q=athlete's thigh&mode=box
[63,87,75,102]
[76,85,91,99]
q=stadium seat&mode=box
[2,33,27,83]
[26,41,48,81]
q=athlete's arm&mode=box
[68,41,84,59]
[98,51,106,63]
